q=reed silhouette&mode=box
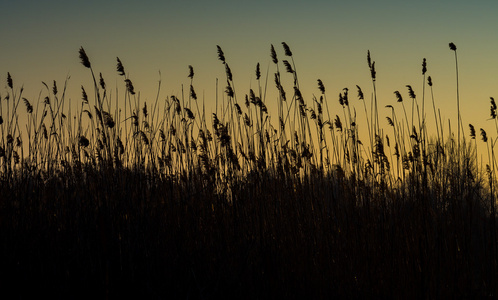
[0,43,496,298]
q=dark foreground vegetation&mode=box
[0,43,497,298]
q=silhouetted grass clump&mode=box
[0,43,497,298]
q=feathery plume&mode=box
[283,60,293,73]
[81,86,88,103]
[406,85,416,99]
[53,80,58,96]
[334,115,343,132]
[225,85,234,98]
[125,79,136,95]
[449,42,457,51]
[79,136,90,147]
[490,97,497,119]
[317,79,325,94]
[188,65,194,79]
[7,72,12,89]
[279,85,286,101]
[256,63,261,80]
[79,47,91,68]
[23,98,33,114]
[117,57,125,76]
[394,91,403,102]
[99,73,106,90]
[143,102,148,118]
[270,44,278,64]
[370,61,376,81]
[249,89,256,104]
[217,45,225,64]
[469,124,476,139]
[480,128,488,142]
[103,111,115,128]
[342,88,349,106]
[184,108,195,120]
[282,42,292,57]
[190,85,197,100]
[422,58,427,75]
[274,73,281,88]
[356,85,364,100]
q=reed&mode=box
[0,43,496,298]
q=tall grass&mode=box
[0,43,497,298]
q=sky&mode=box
[2,0,498,155]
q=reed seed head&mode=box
[356,85,364,100]
[79,47,91,68]
[53,80,58,96]
[279,85,286,101]
[394,91,403,102]
[143,102,148,118]
[79,136,90,147]
[99,73,106,90]
[317,79,325,94]
[342,88,349,106]
[427,76,433,87]
[334,115,342,132]
[282,42,292,57]
[216,45,225,64]
[188,65,194,79]
[117,57,125,76]
[370,61,376,81]
[422,58,427,75]
[225,64,233,81]
[23,98,33,114]
[270,45,278,64]
[7,72,12,89]
[190,85,197,100]
[480,128,488,142]
[274,73,281,88]
[469,124,476,139]
[185,108,195,120]
[490,97,497,119]
[449,42,457,51]
[234,103,242,115]
[406,85,416,99]
[125,79,136,95]
[283,60,293,73]
[103,112,115,128]
[81,86,88,103]
[249,89,256,104]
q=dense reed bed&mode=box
[0,43,497,298]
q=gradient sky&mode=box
[2,0,498,150]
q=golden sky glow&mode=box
[2,0,498,160]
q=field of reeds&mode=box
[0,43,497,298]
